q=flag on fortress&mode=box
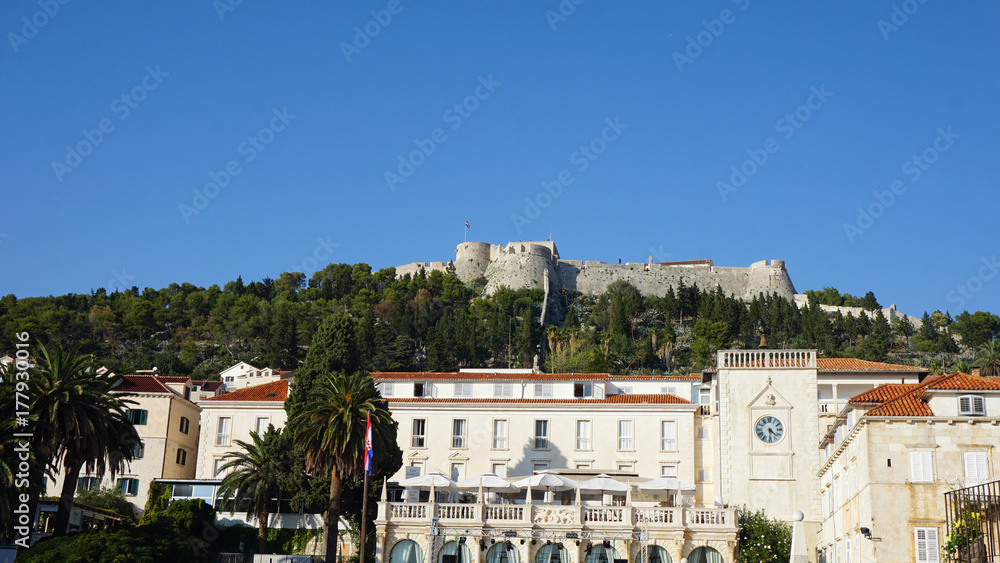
[465,220,470,229]
[364,412,373,475]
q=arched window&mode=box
[535,543,570,563]
[687,546,724,563]
[486,541,521,563]
[638,545,672,563]
[439,540,473,563]
[584,543,620,563]
[391,539,424,563]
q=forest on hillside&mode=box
[1,264,998,377]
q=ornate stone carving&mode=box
[531,507,575,525]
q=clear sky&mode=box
[2,1,998,317]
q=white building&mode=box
[816,371,1000,563]
[195,378,290,479]
[373,369,735,563]
[217,361,292,390]
[47,374,201,513]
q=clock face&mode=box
[755,415,785,444]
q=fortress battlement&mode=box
[395,240,797,302]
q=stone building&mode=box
[816,372,1000,563]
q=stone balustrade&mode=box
[379,501,735,532]
[718,349,816,369]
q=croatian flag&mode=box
[364,412,373,476]
[465,220,470,229]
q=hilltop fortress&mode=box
[395,240,797,301]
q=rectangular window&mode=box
[534,420,549,449]
[618,463,635,472]
[964,451,989,487]
[910,452,935,483]
[576,420,591,450]
[832,476,840,508]
[661,420,677,451]
[698,469,711,482]
[618,386,632,394]
[850,464,857,496]
[213,458,225,478]
[452,419,466,448]
[914,527,940,563]
[77,476,99,491]
[176,448,187,466]
[493,383,513,398]
[492,419,507,449]
[491,463,507,477]
[618,419,634,450]
[127,409,148,425]
[414,382,426,397]
[450,462,464,481]
[533,462,549,473]
[661,464,678,478]
[216,417,231,446]
[411,419,426,448]
[661,386,677,396]
[574,383,593,398]
[534,383,553,398]
[133,441,145,459]
[179,416,190,435]
[454,382,473,397]
[576,462,592,469]
[255,417,270,436]
[378,382,394,397]
[845,539,852,563]
[117,478,139,496]
[959,395,986,416]
[697,427,710,440]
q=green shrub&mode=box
[735,507,792,563]
[17,517,209,563]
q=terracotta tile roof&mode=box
[387,393,692,405]
[203,379,289,402]
[850,372,1000,417]
[373,372,699,381]
[155,376,190,383]
[817,358,927,373]
[115,375,174,394]
[193,380,224,391]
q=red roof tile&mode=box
[850,372,1000,417]
[193,380,225,391]
[817,358,927,373]
[155,376,190,383]
[203,379,289,402]
[387,393,692,405]
[372,372,700,382]
[115,375,174,394]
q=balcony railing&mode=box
[216,433,230,446]
[819,401,847,414]
[718,350,816,369]
[378,501,735,532]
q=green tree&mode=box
[861,313,892,362]
[735,507,792,563]
[859,291,881,311]
[290,371,397,562]
[951,312,1000,350]
[975,339,1000,377]
[74,487,136,522]
[218,425,293,554]
[286,312,361,416]
[892,316,915,348]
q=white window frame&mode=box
[959,394,986,416]
[617,462,634,472]
[910,451,935,483]
[493,383,513,398]
[618,419,634,451]
[914,527,940,563]
[660,420,677,451]
[964,451,989,487]
[532,462,549,473]
[255,416,270,436]
[491,462,507,477]
[454,382,473,397]
[575,419,592,450]
[534,420,549,450]
[379,382,394,397]
[574,382,593,398]
[213,457,225,478]
[451,419,466,449]
[660,464,678,478]
[535,383,553,398]
[492,419,508,449]
[411,419,426,448]
[216,417,231,446]
[661,386,677,396]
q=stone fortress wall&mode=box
[396,240,798,302]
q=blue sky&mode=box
[2,1,998,318]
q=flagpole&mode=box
[360,469,370,563]
[360,412,373,563]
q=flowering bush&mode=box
[944,509,984,561]
[735,507,792,563]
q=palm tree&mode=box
[975,338,1000,377]
[31,342,140,535]
[291,370,397,562]
[217,425,291,554]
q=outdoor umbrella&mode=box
[455,472,519,502]
[398,470,457,502]
[513,470,577,503]
[636,477,696,492]
[577,473,629,493]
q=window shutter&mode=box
[959,395,972,414]
[910,452,923,482]
[139,410,148,425]
[973,395,985,415]
[924,452,934,481]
